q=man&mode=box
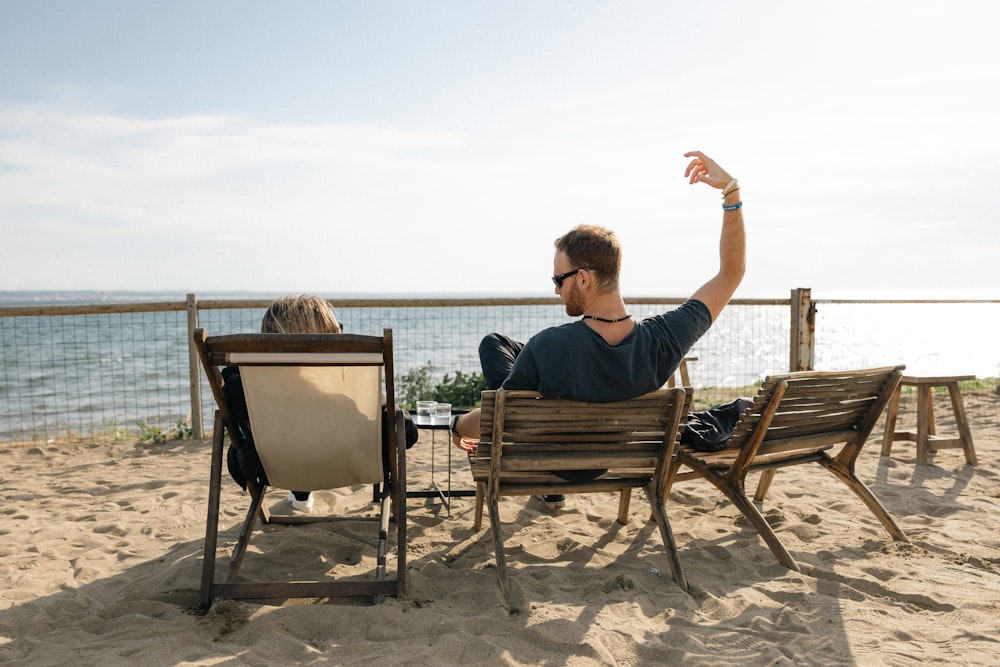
[451,151,745,506]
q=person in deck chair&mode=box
[223,295,417,512]
[450,151,747,510]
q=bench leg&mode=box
[487,491,509,601]
[473,482,486,532]
[617,489,632,525]
[643,484,688,591]
[754,469,777,502]
[880,385,901,457]
[819,458,908,542]
[729,486,798,571]
[700,470,799,571]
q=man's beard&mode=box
[562,282,585,317]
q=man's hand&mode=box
[452,434,478,453]
[684,151,733,190]
[449,408,481,452]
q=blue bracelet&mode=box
[723,201,743,211]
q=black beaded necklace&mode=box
[582,313,632,323]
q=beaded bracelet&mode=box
[723,201,743,211]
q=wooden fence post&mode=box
[790,287,815,371]
[187,293,203,439]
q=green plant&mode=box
[137,422,167,444]
[433,369,487,409]
[396,362,435,410]
[173,419,193,440]
[396,362,488,410]
[958,377,998,392]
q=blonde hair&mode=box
[260,295,341,334]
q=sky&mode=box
[1,0,997,299]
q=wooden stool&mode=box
[881,374,977,465]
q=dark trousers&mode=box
[479,333,524,390]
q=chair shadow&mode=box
[0,437,408,661]
[874,452,978,507]
[433,491,869,666]
[1,433,950,666]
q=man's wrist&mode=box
[722,187,741,208]
[450,413,462,437]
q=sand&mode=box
[1,389,998,666]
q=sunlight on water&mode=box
[816,303,999,378]
[1,298,998,441]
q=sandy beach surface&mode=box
[1,389,998,666]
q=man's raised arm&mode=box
[684,150,746,322]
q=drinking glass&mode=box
[432,402,452,427]
[416,401,436,426]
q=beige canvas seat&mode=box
[193,328,406,608]
[667,365,907,571]
[468,387,692,599]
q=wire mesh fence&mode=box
[1,307,190,442]
[2,295,997,443]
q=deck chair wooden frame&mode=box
[468,387,692,599]
[193,328,406,608]
[667,365,907,571]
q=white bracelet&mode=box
[722,178,739,197]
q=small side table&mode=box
[407,419,475,516]
[881,374,977,465]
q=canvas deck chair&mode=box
[667,365,907,571]
[193,328,406,608]
[468,387,692,598]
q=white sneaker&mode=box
[286,491,314,513]
[535,494,566,510]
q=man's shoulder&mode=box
[526,320,589,345]
[639,299,711,325]
[635,299,712,343]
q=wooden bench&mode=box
[469,387,692,598]
[668,366,908,571]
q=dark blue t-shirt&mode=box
[501,299,711,401]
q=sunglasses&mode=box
[551,267,591,288]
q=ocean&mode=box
[1,292,998,442]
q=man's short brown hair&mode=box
[554,225,622,293]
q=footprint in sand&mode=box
[594,630,640,666]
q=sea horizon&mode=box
[3,287,1000,306]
